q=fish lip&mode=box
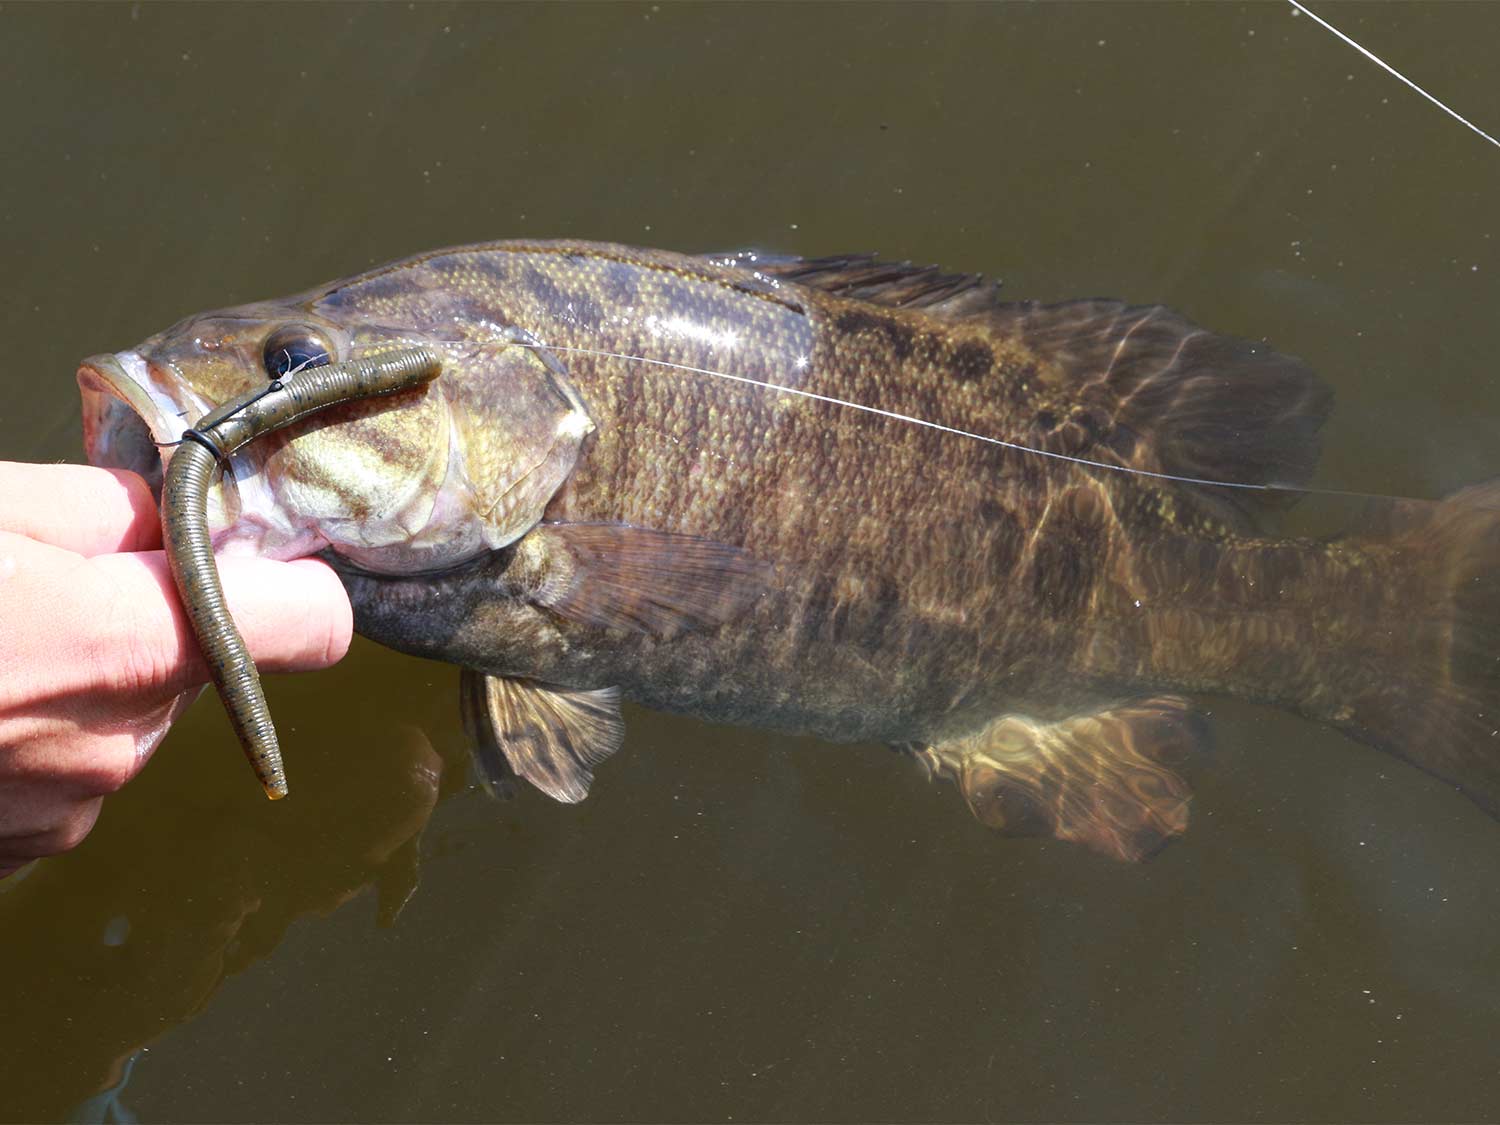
[77,351,335,563]
[77,351,204,499]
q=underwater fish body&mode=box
[78,240,1500,860]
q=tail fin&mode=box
[1341,480,1500,815]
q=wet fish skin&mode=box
[79,241,1500,859]
[319,244,1319,731]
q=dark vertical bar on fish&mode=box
[160,346,443,799]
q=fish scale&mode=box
[78,239,1500,860]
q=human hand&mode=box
[0,461,352,876]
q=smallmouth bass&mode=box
[77,240,1500,860]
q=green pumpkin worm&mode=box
[160,345,444,799]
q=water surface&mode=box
[2,3,1498,1121]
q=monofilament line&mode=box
[1287,0,1500,152]
[526,341,1413,505]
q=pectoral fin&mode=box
[459,669,625,804]
[916,697,1205,861]
[511,522,772,636]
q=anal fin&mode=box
[917,697,1204,861]
[459,669,625,804]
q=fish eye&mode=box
[262,325,334,378]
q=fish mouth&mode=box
[76,352,338,563]
[77,351,205,500]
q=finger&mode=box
[0,462,161,554]
[0,540,352,704]
[0,791,102,864]
[0,689,195,797]
[87,552,355,700]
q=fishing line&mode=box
[516,341,1427,508]
[152,353,320,454]
[1287,0,1500,153]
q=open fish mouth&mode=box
[77,351,204,500]
[77,347,458,566]
[76,351,305,558]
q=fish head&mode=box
[78,288,594,573]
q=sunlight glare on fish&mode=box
[646,313,740,352]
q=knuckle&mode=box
[52,820,94,855]
[31,814,97,858]
[79,745,139,796]
[86,565,191,698]
[117,628,181,697]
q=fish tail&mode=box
[1335,479,1500,815]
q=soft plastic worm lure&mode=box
[160,346,444,799]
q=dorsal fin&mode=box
[705,251,1006,318]
[986,299,1333,524]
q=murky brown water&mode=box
[3,2,1500,1121]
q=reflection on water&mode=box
[0,669,453,1122]
[3,2,1500,1122]
[65,1049,140,1125]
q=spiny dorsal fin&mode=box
[990,299,1333,526]
[460,670,624,804]
[706,250,1005,318]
